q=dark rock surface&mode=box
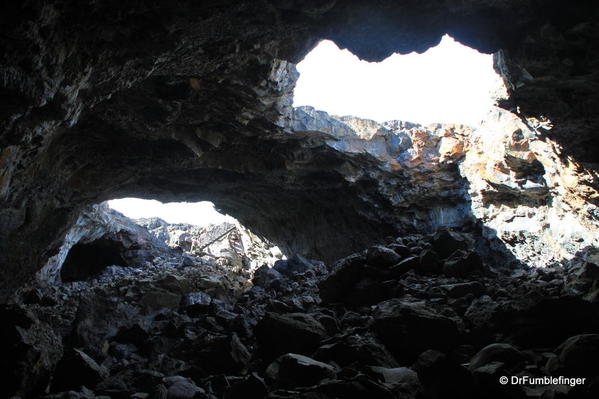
[1,208,597,398]
[2,1,599,299]
[2,2,599,397]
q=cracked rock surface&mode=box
[2,1,599,299]
[3,210,598,398]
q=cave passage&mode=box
[60,238,127,283]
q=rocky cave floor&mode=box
[5,228,599,399]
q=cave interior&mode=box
[1,1,599,398]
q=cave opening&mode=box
[60,238,127,283]
[2,2,599,398]
[293,34,501,126]
[106,197,285,270]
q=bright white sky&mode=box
[111,35,499,223]
[293,35,499,126]
[108,198,235,226]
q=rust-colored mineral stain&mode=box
[189,78,200,90]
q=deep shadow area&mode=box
[60,238,127,282]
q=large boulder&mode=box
[266,353,337,388]
[366,246,402,268]
[373,299,459,362]
[469,343,526,371]
[273,254,315,277]
[0,305,63,398]
[252,265,285,289]
[431,230,470,259]
[51,348,109,393]
[547,334,599,378]
[314,333,399,368]
[318,253,365,303]
[442,250,483,278]
[255,312,328,361]
[367,366,422,399]
[194,333,251,374]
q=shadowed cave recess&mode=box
[1,1,599,398]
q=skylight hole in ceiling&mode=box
[292,34,502,126]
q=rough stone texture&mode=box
[138,217,284,270]
[2,209,599,398]
[3,1,599,299]
[461,106,599,267]
[37,203,176,284]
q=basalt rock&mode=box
[3,1,599,299]
[1,212,598,398]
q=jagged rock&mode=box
[51,348,109,393]
[224,373,268,399]
[547,334,599,378]
[506,297,599,347]
[255,312,328,361]
[318,254,365,303]
[252,265,285,289]
[182,292,213,316]
[0,305,63,398]
[373,299,459,362]
[469,343,526,371]
[440,281,485,298]
[414,350,474,399]
[314,334,399,368]
[164,376,206,399]
[194,333,251,374]
[365,246,402,268]
[273,254,314,277]
[431,230,470,259]
[388,243,413,258]
[389,256,420,277]
[266,353,337,388]
[367,367,422,399]
[348,278,403,306]
[114,323,149,346]
[416,250,442,275]
[442,250,483,277]
[1,0,599,309]
[141,289,182,311]
[159,275,194,295]
[464,295,505,337]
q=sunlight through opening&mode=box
[108,198,236,227]
[293,35,501,126]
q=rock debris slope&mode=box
[2,208,598,398]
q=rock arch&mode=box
[1,1,598,298]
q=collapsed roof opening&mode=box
[60,238,127,283]
[108,198,284,270]
[293,35,501,126]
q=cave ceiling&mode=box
[1,0,598,298]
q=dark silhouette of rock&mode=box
[266,353,337,388]
[255,312,328,361]
[51,348,109,393]
[373,299,459,363]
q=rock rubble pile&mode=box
[3,211,598,399]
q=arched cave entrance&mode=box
[60,238,127,283]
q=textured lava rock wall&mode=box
[1,1,598,298]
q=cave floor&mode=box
[5,230,599,399]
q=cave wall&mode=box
[1,0,599,299]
